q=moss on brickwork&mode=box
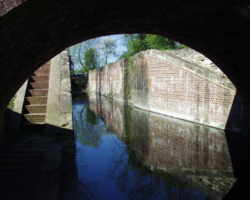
[124,57,136,102]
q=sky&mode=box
[69,34,128,71]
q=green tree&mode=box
[145,34,177,50]
[83,48,98,72]
[102,39,117,65]
[121,34,147,58]
[121,34,184,59]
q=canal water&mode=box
[73,95,235,200]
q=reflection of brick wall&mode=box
[89,97,125,138]
[88,49,236,129]
[128,107,233,172]
[89,96,233,173]
[0,0,27,16]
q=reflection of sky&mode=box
[76,135,170,200]
[70,34,127,70]
[73,98,208,200]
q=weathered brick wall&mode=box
[88,49,236,129]
[46,50,73,131]
[88,60,125,102]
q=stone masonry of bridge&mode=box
[0,0,26,16]
[88,49,236,129]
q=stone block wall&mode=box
[88,60,125,102]
[88,49,236,129]
[46,50,73,131]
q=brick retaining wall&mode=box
[88,49,236,129]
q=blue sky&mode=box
[69,34,128,70]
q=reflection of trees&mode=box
[107,135,165,200]
[104,103,209,200]
[91,97,165,199]
[86,107,97,125]
[73,102,104,147]
[74,97,212,200]
[124,106,151,163]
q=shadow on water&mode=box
[0,109,79,200]
[223,94,250,199]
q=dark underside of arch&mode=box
[1,1,250,198]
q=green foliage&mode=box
[121,34,147,59]
[7,96,15,110]
[145,35,177,50]
[102,39,117,65]
[83,48,98,71]
[121,34,184,59]
[73,68,85,74]
[86,107,97,125]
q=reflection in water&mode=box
[73,95,235,200]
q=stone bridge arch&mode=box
[1,1,250,196]
[1,1,250,107]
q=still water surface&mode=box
[73,95,234,200]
